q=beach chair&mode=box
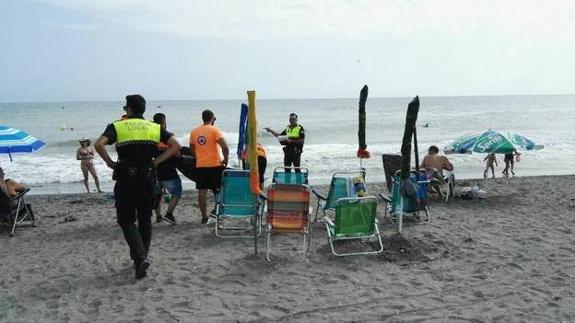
[383,154,453,203]
[0,188,35,237]
[215,170,262,254]
[423,168,455,203]
[324,196,383,256]
[265,183,311,262]
[311,169,366,222]
[382,154,402,192]
[379,170,430,233]
[272,167,309,185]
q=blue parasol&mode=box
[0,125,46,162]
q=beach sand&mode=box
[1,175,575,322]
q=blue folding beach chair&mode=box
[312,169,366,222]
[215,169,262,254]
[272,167,309,185]
[379,170,430,233]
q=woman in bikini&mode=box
[76,138,102,193]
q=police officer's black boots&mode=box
[135,259,150,279]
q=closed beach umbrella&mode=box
[445,130,543,155]
[236,103,248,161]
[357,85,370,161]
[400,97,420,180]
[0,125,46,162]
[246,90,260,195]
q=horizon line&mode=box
[1,93,574,105]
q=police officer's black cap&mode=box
[125,95,146,114]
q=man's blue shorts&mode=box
[158,177,182,198]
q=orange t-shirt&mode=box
[241,143,266,159]
[190,124,224,168]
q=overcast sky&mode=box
[1,0,574,102]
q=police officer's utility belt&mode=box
[113,164,155,181]
[283,145,303,154]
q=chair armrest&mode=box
[377,193,392,203]
[10,188,30,200]
[324,216,335,227]
[311,188,326,201]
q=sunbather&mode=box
[77,138,102,193]
[0,167,29,208]
[420,145,454,196]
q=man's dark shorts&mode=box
[195,166,225,190]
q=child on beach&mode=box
[483,153,498,179]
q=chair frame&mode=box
[265,183,311,262]
[272,166,309,185]
[214,170,262,253]
[424,168,455,202]
[0,188,34,237]
[312,169,366,222]
[379,170,430,234]
[324,196,383,256]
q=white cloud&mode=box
[40,0,575,41]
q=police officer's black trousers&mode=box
[284,148,301,173]
[114,173,156,264]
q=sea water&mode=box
[1,95,573,194]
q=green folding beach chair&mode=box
[312,170,366,222]
[215,169,262,254]
[324,196,383,256]
[272,167,309,185]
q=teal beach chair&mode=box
[272,167,309,185]
[312,170,366,222]
[324,196,383,256]
[215,170,262,254]
[379,170,430,233]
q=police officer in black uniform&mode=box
[265,113,305,173]
[95,95,180,279]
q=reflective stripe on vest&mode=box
[285,125,302,139]
[113,119,161,146]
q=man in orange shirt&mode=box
[190,109,229,224]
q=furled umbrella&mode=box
[357,85,370,165]
[444,130,543,155]
[0,125,46,162]
[246,91,260,196]
[236,103,249,165]
[400,97,420,181]
[246,90,260,255]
